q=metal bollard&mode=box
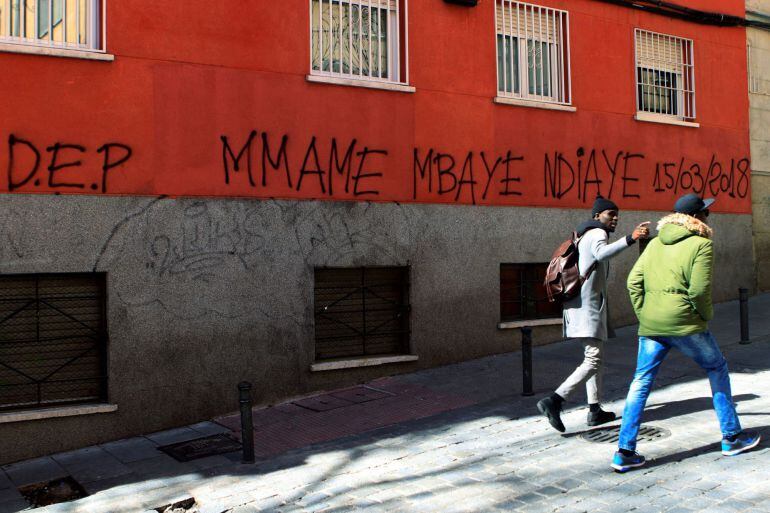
[521,327,534,396]
[739,288,750,345]
[238,381,255,463]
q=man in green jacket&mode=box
[611,193,760,472]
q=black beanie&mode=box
[591,196,618,217]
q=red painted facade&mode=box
[0,0,752,213]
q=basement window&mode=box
[314,267,410,361]
[0,273,108,411]
[500,263,561,322]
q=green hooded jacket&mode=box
[627,213,714,336]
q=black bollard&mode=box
[238,381,255,463]
[739,288,750,345]
[521,327,534,396]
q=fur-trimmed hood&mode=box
[657,213,713,243]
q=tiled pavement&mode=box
[2,295,770,512]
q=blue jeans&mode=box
[618,331,741,451]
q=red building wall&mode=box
[0,0,752,213]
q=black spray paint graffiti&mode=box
[219,134,751,204]
[6,134,132,193]
[544,149,644,200]
[221,131,387,197]
[543,147,750,201]
[652,156,750,199]
[148,202,265,282]
[412,148,524,204]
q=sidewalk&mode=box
[2,295,770,513]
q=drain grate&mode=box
[580,425,671,444]
[158,433,242,462]
[19,476,88,508]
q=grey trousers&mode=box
[555,338,604,404]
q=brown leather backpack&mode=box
[544,232,597,303]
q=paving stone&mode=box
[0,473,12,491]
[145,427,204,446]
[2,457,67,487]
[717,499,759,511]
[0,488,24,504]
[59,455,133,484]
[0,498,30,513]
[125,455,195,480]
[100,437,163,463]
[190,422,234,437]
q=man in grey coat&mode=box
[537,197,650,432]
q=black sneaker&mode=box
[587,409,617,427]
[537,396,566,432]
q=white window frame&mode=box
[634,28,696,124]
[0,0,109,59]
[494,1,572,107]
[308,0,409,88]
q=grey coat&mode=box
[562,228,633,340]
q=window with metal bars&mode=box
[634,29,695,121]
[310,0,408,85]
[0,0,105,53]
[500,263,561,322]
[495,0,571,105]
[0,273,108,412]
[314,267,410,361]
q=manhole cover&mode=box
[158,433,242,462]
[19,476,88,508]
[580,425,671,444]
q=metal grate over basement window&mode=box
[314,267,410,361]
[0,273,108,412]
[500,263,561,322]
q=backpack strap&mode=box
[573,231,598,283]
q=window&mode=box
[500,263,560,322]
[635,29,695,121]
[495,1,571,105]
[310,0,408,85]
[314,267,410,360]
[0,0,105,53]
[0,274,108,412]
[748,44,768,96]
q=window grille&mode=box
[314,267,410,361]
[495,0,571,105]
[0,274,108,412]
[500,263,561,322]
[0,0,105,52]
[310,0,408,85]
[635,29,695,121]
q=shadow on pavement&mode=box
[643,423,769,470]
[642,393,761,422]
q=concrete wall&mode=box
[748,2,770,290]
[0,195,753,464]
